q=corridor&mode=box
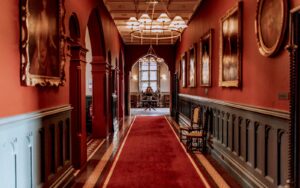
[0,0,298,187]
[69,116,240,188]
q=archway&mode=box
[68,13,88,169]
[129,54,171,116]
[69,13,80,40]
[68,8,110,169]
[107,50,114,133]
[85,27,93,140]
[87,8,110,139]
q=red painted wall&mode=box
[125,45,175,73]
[176,0,300,111]
[0,0,123,117]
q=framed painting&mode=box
[200,29,212,87]
[255,0,287,57]
[181,53,187,88]
[189,46,196,87]
[20,0,66,86]
[219,1,242,87]
[177,59,181,80]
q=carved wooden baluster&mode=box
[286,39,298,188]
[245,119,251,162]
[254,122,260,169]
[232,114,236,152]
[238,117,243,156]
[226,112,230,147]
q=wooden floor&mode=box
[130,108,170,116]
[67,116,241,188]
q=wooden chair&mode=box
[179,106,201,142]
[163,94,170,107]
[130,95,138,108]
[186,107,209,152]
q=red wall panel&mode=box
[124,45,175,73]
[176,0,300,111]
[0,0,123,117]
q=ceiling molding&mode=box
[104,0,202,45]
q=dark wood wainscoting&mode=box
[39,108,73,187]
[177,94,289,187]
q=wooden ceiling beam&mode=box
[104,0,202,44]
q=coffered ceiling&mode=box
[103,0,202,45]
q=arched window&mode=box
[139,56,160,92]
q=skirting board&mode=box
[210,141,268,188]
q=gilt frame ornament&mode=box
[219,1,242,87]
[20,0,67,86]
[255,0,288,57]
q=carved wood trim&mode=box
[286,6,300,187]
[179,93,289,119]
[255,0,288,57]
[177,94,289,187]
[0,105,72,126]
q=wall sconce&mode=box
[132,74,138,81]
[161,74,167,80]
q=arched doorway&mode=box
[129,54,171,116]
[68,13,88,168]
[68,8,109,169]
[85,27,93,140]
[87,8,110,139]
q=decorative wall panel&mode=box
[177,94,289,187]
[0,105,73,188]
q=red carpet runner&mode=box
[103,116,209,188]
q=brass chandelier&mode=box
[126,0,187,44]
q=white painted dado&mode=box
[0,105,72,188]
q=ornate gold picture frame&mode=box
[255,0,288,57]
[189,46,196,87]
[20,0,66,86]
[200,29,212,87]
[219,2,242,87]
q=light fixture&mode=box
[127,0,187,44]
[161,74,167,80]
[157,13,171,23]
[132,74,138,81]
[138,45,164,65]
[171,16,188,29]
[138,14,152,24]
[127,17,139,27]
